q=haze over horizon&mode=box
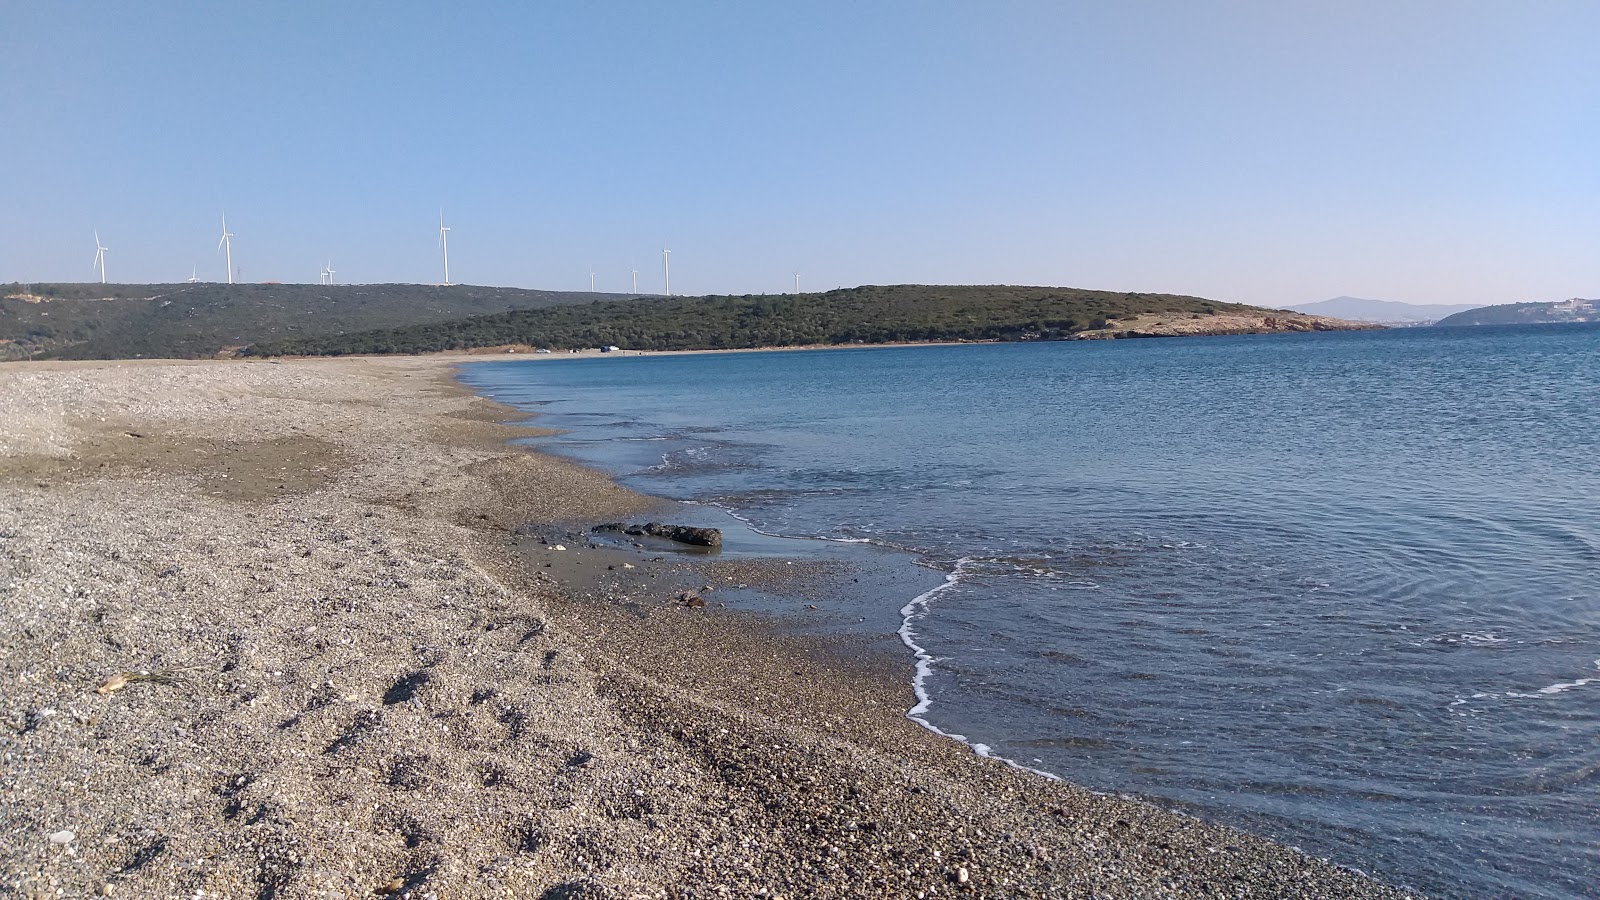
[3,2,1595,307]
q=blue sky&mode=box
[2,2,1595,306]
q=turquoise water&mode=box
[461,325,1600,899]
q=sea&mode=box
[460,324,1600,899]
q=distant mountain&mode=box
[1435,298,1600,327]
[1287,296,1480,325]
[0,282,659,360]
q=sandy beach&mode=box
[0,356,1414,899]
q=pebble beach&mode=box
[0,356,1416,899]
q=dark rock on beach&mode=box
[593,522,722,547]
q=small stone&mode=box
[47,830,74,845]
[956,866,969,884]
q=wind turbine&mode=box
[92,231,107,284]
[325,261,336,285]
[631,265,638,295]
[794,272,800,294]
[438,209,452,285]
[662,246,671,296]
[217,214,235,284]
[188,265,199,284]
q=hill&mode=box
[1435,298,1600,327]
[244,284,1373,357]
[0,282,655,360]
[1288,296,1479,325]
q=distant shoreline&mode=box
[279,311,1379,362]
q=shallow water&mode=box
[462,325,1600,899]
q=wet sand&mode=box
[0,356,1415,898]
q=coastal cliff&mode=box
[1071,310,1375,339]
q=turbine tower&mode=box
[188,265,199,284]
[794,272,800,294]
[631,265,638,295]
[590,272,597,292]
[92,231,107,284]
[438,209,452,286]
[217,214,235,285]
[325,261,336,285]
[662,246,671,296]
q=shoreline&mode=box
[0,355,1415,898]
[280,340,986,364]
[451,358,1066,776]
[268,310,1381,365]
[277,317,1373,364]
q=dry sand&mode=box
[0,356,1415,899]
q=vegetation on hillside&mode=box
[1434,299,1599,327]
[246,285,1252,356]
[0,283,651,360]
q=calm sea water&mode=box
[461,325,1600,899]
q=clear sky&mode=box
[3,2,1595,306]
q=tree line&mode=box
[247,284,1237,356]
